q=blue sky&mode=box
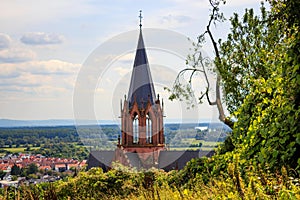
[0,0,262,121]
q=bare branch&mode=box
[167,0,233,127]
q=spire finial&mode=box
[139,10,143,29]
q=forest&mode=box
[0,122,229,159]
[0,0,299,199]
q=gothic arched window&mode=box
[133,114,139,144]
[146,114,152,143]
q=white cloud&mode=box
[0,59,80,76]
[0,72,52,87]
[0,48,36,63]
[0,33,37,63]
[33,85,69,96]
[0,64,20,78]
[118,53,135,64]
[0,33,11,50]
[0,59,80,101]
[21,32,65,45]
[113,67,130,76]
[161,14,192,25]
[28,60,80,75]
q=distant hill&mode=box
[0,119,71,127]
[0,119,112,127]
[0,119,232,131]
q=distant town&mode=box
[0,153,86,188]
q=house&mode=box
[39,165,52,171]
[67,163,78,170]
[54,164,67,172]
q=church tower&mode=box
[87,11,215,172]
[116,11,165,168]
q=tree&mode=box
[167,0,233,127]
[235,0,299,170]
[169,0,300,171]
[27,163,38,175]
[11,164,21,176]
[0,170,6,180]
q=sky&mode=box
[0,0,263,122]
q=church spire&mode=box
[127,11,156,109]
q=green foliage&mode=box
[54,167,145,199]
[217,4,275,113]
[1,162,299,199]
[27,163,38,175]
[33,142,88,160]
[0,170,6,180]
[220,2,300,172]
[10,164,21,176]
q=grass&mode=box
[0,146,40,153]
[169,147,215,151]
[168,139,221,151]
[187,139,222,146]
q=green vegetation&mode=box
[0,126,113,160]
[0,126,84,159]
[11,163,39,178]
[217,0,300,172]
[168,0,300,173]
[1,164,299,199]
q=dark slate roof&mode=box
[128,29,156,109]
[125,152,142,169]
[87,150,115,172]
[158,150,215,171]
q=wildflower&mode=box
[183,189,189,196]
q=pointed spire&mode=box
[127,11,156,109]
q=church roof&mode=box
[87,150,114,172]
[127,29,156,109]
[158,150,215,171]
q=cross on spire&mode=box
[139,10,143,29]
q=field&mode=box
[1,146,40,153]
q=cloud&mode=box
[0,33,36,63]
[146,11,195,30]
[0,64,21,78]
[0,33,11,50]
[0,72,52,87]
[20,32,64,45]
[0,48,36,63]
[161,14,192,25]
[27,60,80,75]
[113,67,130,76]
[0,59,80,78]
[0,59,80,100]
[118,53,135,64]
